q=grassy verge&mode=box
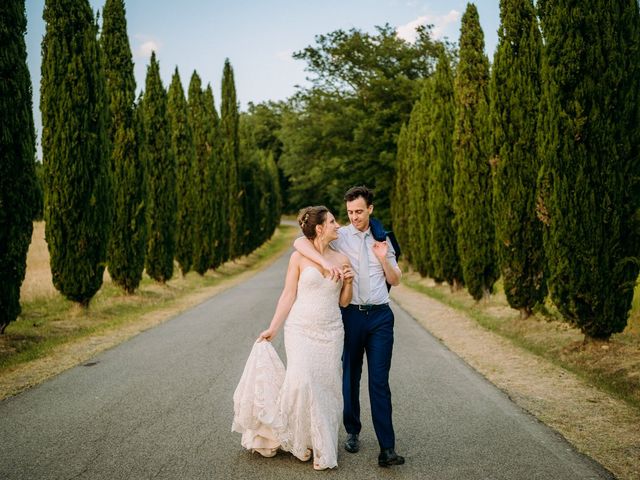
[403,271,640,412]
[0,225,296,374]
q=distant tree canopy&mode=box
[279,24,444,224]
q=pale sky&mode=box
[25,1,500,157]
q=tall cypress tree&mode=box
[428,51,463,289]
[0,0,39,333]
[453,3,497,301]
[398,81,431,276]
[41,0,110,306]
[406,85,433,278]
[221,59,241,260]
[238,115,259,255]
[101,0,145,293]
[168,68,195,276]
[203,84,225,269]
[142,52,175,283]
[188,72,213,274]
[490,0,546,316]
[133,91,147,258]
[537,0,640,339]
[391,123,410,262]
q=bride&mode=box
[232,206,353,470]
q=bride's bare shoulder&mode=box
[290,251,313,270]
[290,251,303,264]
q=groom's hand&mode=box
[372,240,388,261]
[321,260,343,282]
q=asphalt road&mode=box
[0,250,613,480]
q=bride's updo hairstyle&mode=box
[297,206,329,240]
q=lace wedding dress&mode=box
[232,267,344,469]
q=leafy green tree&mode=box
[238,151,265,254]
[168,68,195,276]
[101,0,145,293]
[142,52,175,283]
[262,151,282,238]
[221,59,241,259]
[188,73,213,274]
[279,90,357,213]
[427,51,463,289]
[238,112,283,253]
[0,0,39,332]
[452,3,497,300]
[41,0,110,306]
[537,0,640,339]
[280,25,442,224]
[245,101,288,210]
[490,0,546,316]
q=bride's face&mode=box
[322,212,340,241]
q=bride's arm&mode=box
[258,253,300,342]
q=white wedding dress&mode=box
[232,267,344,469]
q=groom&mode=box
[294,186,405,467]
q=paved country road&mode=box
[0,250,613,480]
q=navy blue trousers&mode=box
[341,304,395,449]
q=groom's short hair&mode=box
[344,186,374,206]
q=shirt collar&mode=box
[348,223,370,236]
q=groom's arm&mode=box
[292,237,342,280]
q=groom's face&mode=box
[346,196,373,232]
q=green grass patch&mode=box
[0,225,296,373]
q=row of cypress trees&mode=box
[0,0,281,332]
[394,0,640,340]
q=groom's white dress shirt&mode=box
[331,223,398,305]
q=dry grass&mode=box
[20,222,113,301]
[402,269,640,411]
[20,222,57,300]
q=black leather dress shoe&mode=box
[378,448,405,467]
[344,433,359,453]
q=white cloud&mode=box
[133,35,162,59]
[396,15,429,43]
[396,10,461,43]
[275,49,296,64]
